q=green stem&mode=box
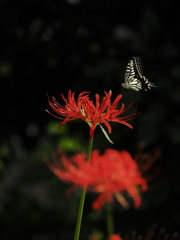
[73,137,94,240]
[87,137,94,161]
[105,203,114,237]
[73,188,86,240]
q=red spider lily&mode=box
[108,235,122,240]
[48,149,148,209]
[134,144,162,183]
[89,233,122,240]
[46,90,137,141]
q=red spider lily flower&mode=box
[46,90,137,142]
[48,149,148,209]
[108,235,122,240]
[134,144,162,183]
[89,233,122,240]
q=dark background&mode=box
[1,0,180,239]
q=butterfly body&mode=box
[122,56,156,91]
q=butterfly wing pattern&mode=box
[122,56,156,91]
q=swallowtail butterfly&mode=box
[121,56,156,91]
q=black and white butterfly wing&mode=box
[133,56,143,76]
[122,58,142,91]
[124,59,134,82]
[122,56,156,91]
[133,56,156,91]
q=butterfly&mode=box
[121,56,156,91]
